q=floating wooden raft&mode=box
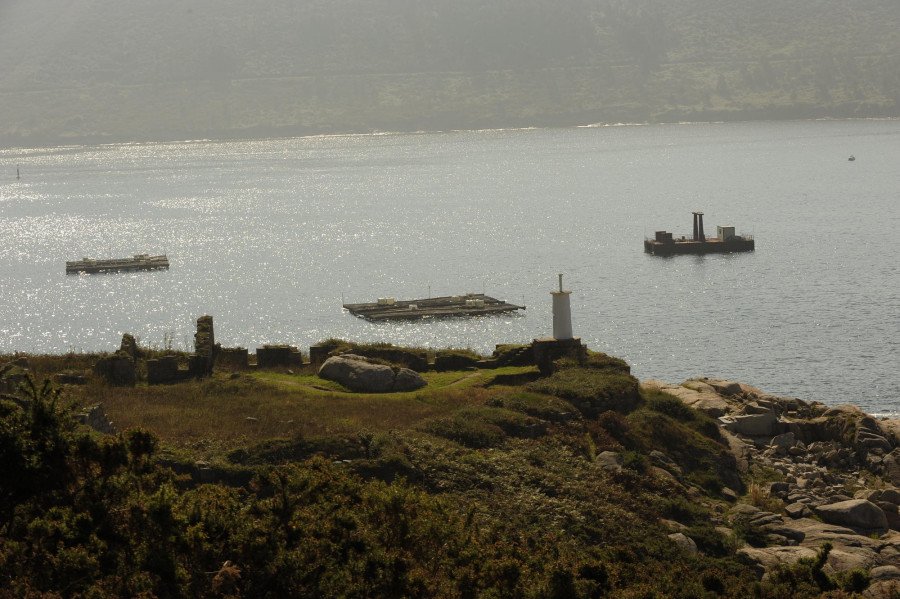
[343,293,525,320]
[66,254,169,274]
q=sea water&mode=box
[1,120,898,413]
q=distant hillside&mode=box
[1,0,898,147]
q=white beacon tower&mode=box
[551,273,573,340]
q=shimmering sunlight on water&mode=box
[1,120,898,412]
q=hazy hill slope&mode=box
[1,0,898,146]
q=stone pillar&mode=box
[552,273,573,340]
[193,315,215,376]
[120,333,138,358]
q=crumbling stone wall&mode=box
[532,337,587,376]
[434,353,479,371]
[147,356,182,385]
[217,347,249,370]
[309,345,330,369]
[256,345,303,369]
[74,404,116,434]
[94,352,136,387]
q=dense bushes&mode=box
[0,366,876,598]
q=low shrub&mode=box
[626,408,739,495]
[654,495,709,526]
[685,524,739,557]
[486,391,578,422]
[419,415,506,449]
[644,388,721,441]
[645,389,696,421]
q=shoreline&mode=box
[3,113,899,152]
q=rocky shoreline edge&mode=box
[635,377,900,596]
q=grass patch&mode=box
[67,373,502,454]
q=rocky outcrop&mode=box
[642,376,900,588]
[642,378,730,418]
[319,354,427,393]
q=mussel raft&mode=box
[343,293,525,320]
[65,254,170,274]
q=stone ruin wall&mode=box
[256,345,303,369]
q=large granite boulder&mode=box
[815,499,889,531]
[319,354,426,393]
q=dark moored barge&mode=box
[66,254,169,274]
[343,293,525,320]
[644,211,754,256]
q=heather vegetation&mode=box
[2,0,898,146]
[0,343,886,597]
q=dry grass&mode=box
[747,482,784,513]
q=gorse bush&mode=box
[419,413,507,449]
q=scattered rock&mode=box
[668,532,698,556]
[784,502,812,519]
[644,375,900,589]
[596,451,623,473]
[871,565,900,581]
